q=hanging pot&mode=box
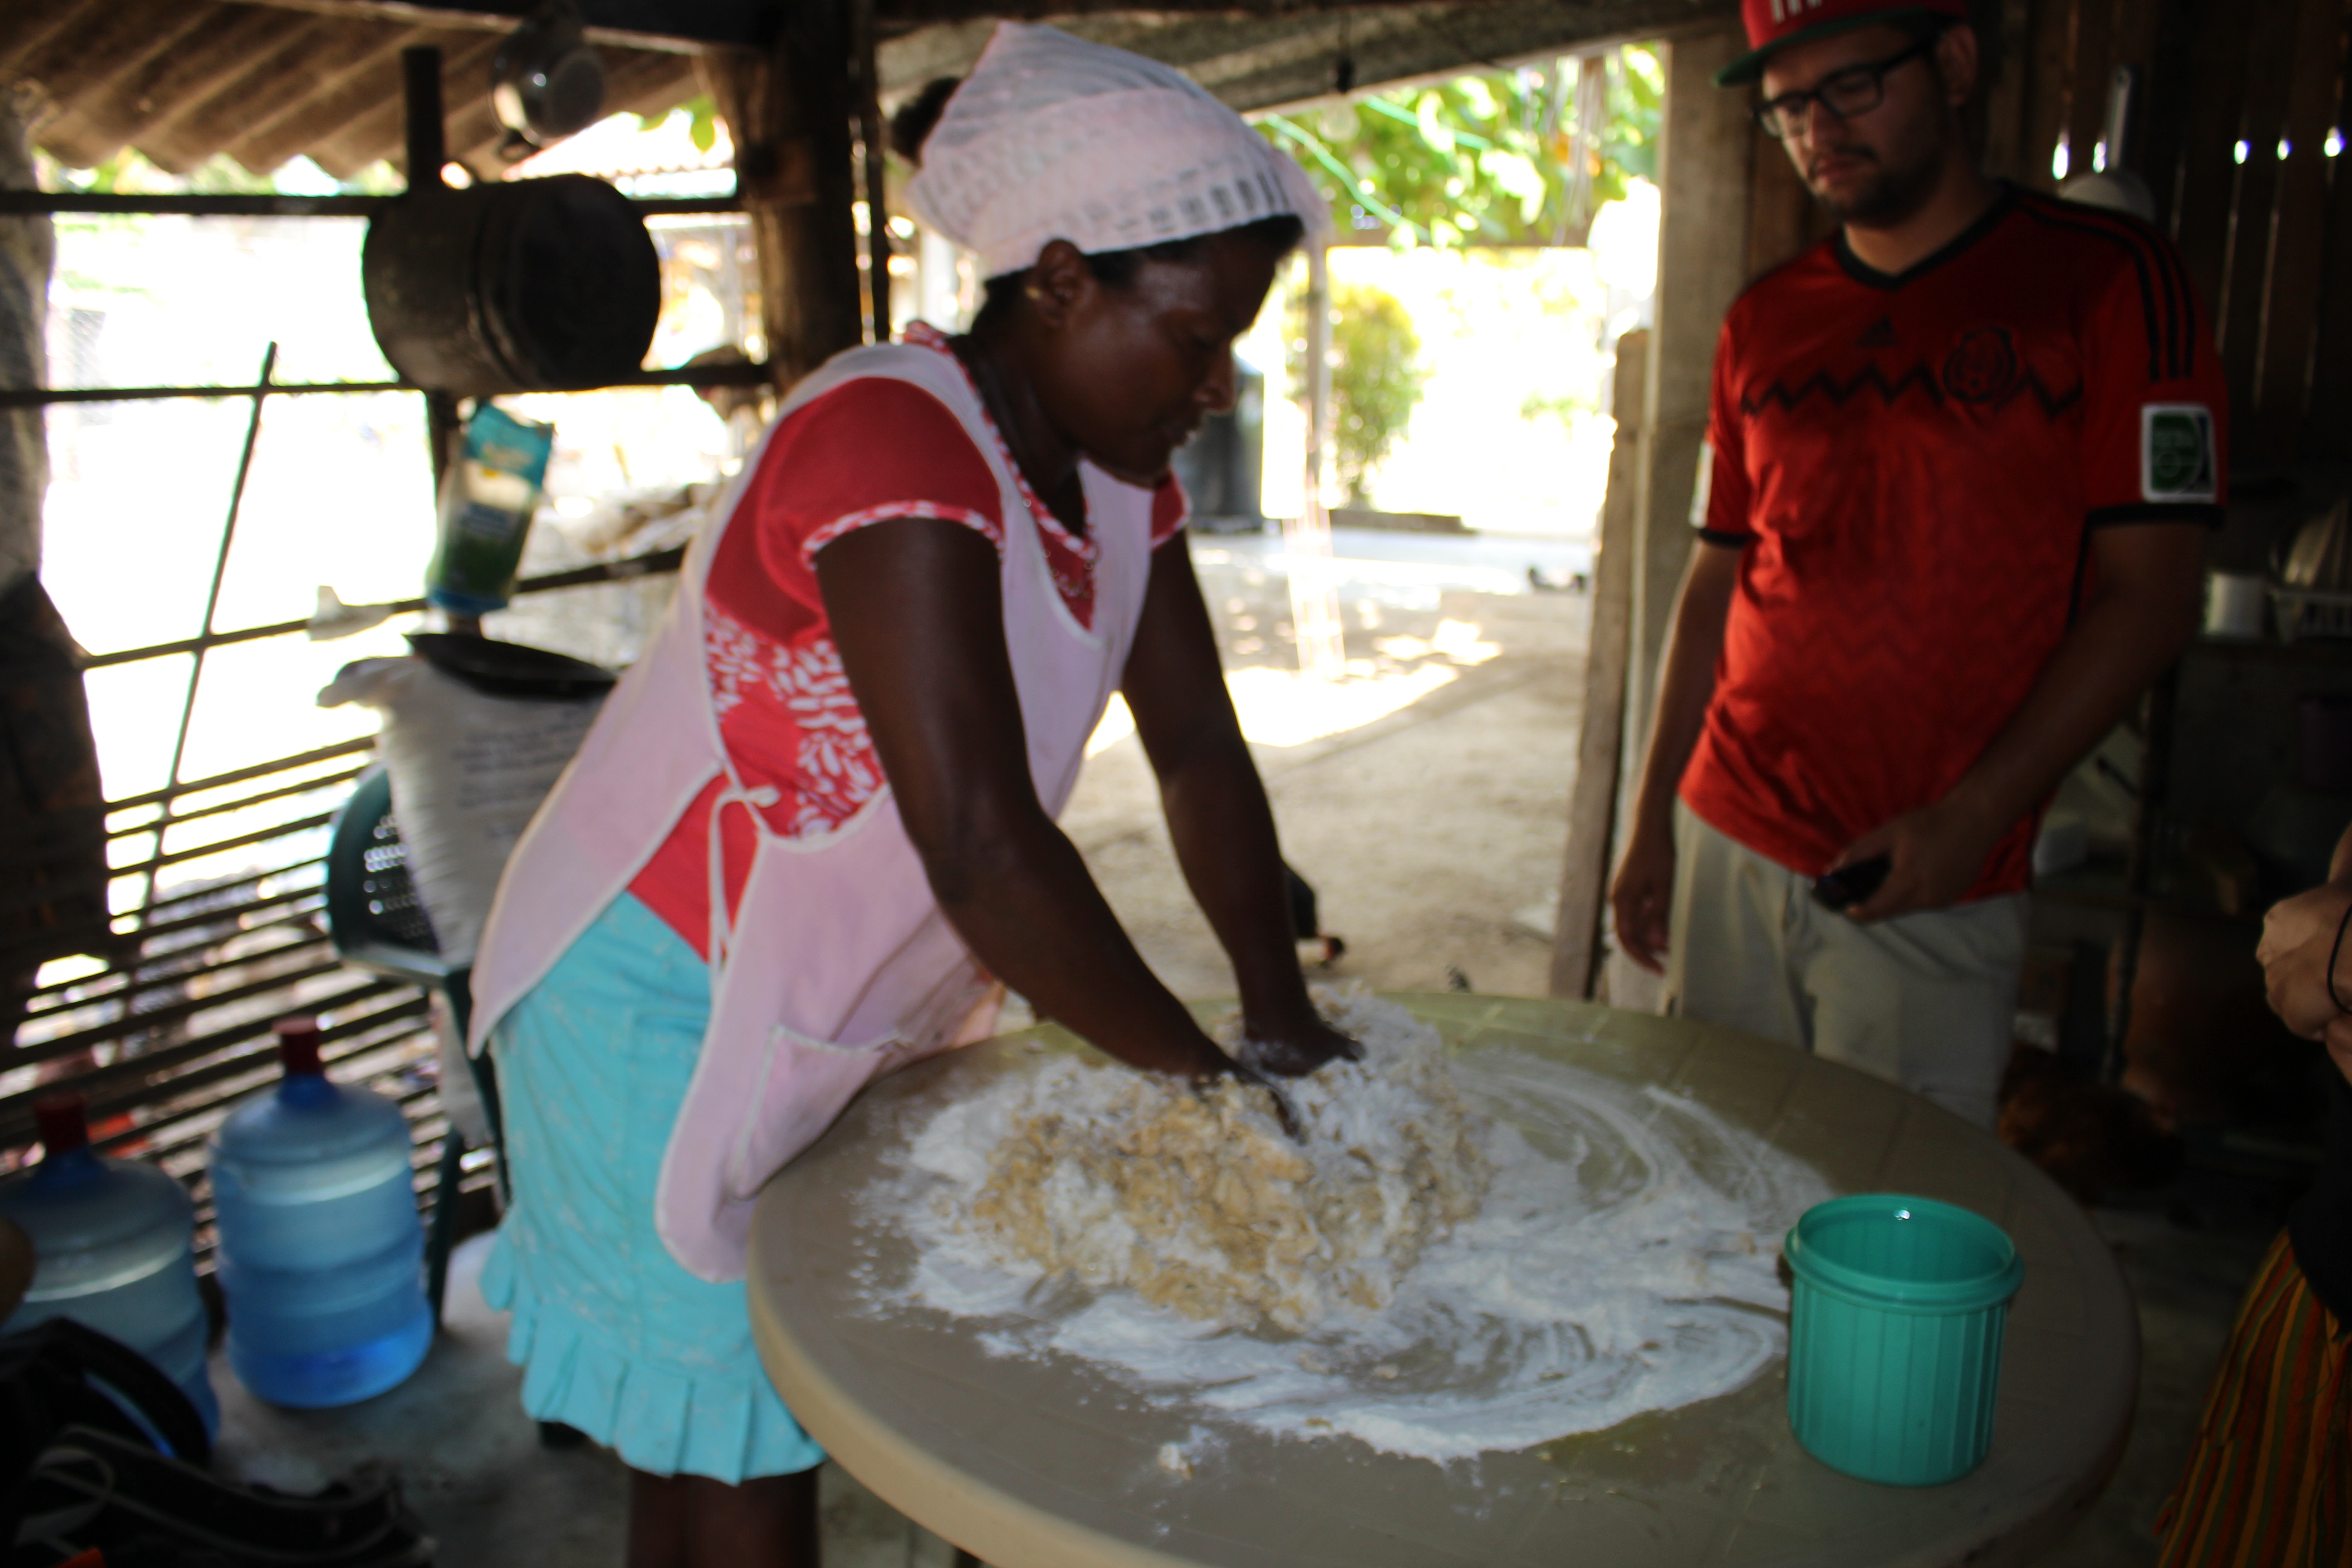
[362,173,661,397]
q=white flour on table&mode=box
[867,992,1831,1465]
[957,992,1490,1332]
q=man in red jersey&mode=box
[1607,0,2224,1127]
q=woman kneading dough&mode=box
[462,23,1356,1566]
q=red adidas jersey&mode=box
[1680,187,2226,900]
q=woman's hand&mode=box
[2257,881,2352,1041]
[1188,1047,1309,1139]
[1238,1004,1363,1078]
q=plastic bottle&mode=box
[209,1018,432,1407]
[425,404,556,616]
[0,1095,220,1439]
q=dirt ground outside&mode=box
[1058,526,1592,1009]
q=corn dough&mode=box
[962,993,1492,1332]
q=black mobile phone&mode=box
[1811,854,1892,912]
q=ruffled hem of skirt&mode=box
[480,1237,825,1482]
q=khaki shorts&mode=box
[1661,802,2027,1129]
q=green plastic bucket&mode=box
[1784,1194,2024,1486]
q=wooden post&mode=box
[707,0,862,387]
[1562,30,1816,1011]
[1621,29,1756,795]
[1287,242,1346,681]
[850,0,892,342]
[1548,329,1649,999]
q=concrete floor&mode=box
[200,526,2282,1566]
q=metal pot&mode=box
[362,173,661,397]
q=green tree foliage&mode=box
[1294,283,1429,506]
[1257,50,1663,248]
[638,95,723,154]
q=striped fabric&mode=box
[2157,1231,2351,1567]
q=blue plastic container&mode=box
[1784,1194,2024,1486]
[209,1018,431,1407]
[0,1096,220,1440]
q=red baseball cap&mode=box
[1714,0,1971,86]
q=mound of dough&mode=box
[964,992,1491,1331]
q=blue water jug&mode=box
[0,1095,220,1440]
[209,1018,431,1407]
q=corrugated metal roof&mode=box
[5,0,1730,182]
[3,0,706,179]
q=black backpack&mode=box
[1,1319,433,1568]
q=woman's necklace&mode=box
[953,336,1088,537]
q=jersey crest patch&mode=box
[2141,403,2218,501]
[1941,326,2020,403]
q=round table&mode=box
[748,994,2137,1568]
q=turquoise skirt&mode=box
[479,890,826,1481]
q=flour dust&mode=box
[864,992,1831,1465]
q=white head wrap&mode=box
[905,23,1333,279]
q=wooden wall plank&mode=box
[2170,0,2254,306]
[2064,0,2115,174]
[2300,7,2352,455]
[2023,0,2078,190]
[1622,29,1754,795]
[2247,0,2352,459]
[1551,334,1648,1000]
[1976,0,2038,182]
[2107,0,2161,75]
[2216,0,2311,460]
[2137,0,2205,225]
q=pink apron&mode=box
[466,342,1157,1282]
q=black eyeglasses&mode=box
[1753,40,1935,139]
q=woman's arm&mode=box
[816,515,1227,1077]
[1119,538,1358,1075]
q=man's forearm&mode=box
[1630,544,1743,836]
[1939,539,2203,841]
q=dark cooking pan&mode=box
[407,632,618,700]
[363,173,661,397]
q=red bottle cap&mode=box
[33,1095,89,1157]
[273,1016,325,1077]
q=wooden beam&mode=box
[710,0,864,389]
[231,0,770,53]
[1549,331,1649,1000]
[875,0,1743,112]
[877,0,1729,23]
